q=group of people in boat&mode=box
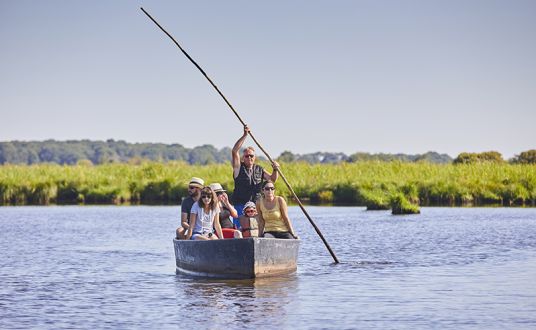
[176,125,298,241]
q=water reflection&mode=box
[174,274,298,326]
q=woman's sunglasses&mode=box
[201,195,212,199]
[245,209,256,214]
[264,187,275,191]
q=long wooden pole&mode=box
[141,7,339,263]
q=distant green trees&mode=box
[347,151,452,164]
[277,151,296,163]
[0,140,231,165]
[452,150,536,165]
[453,151,505,164]
[278,150,453,164]
[1,140,534,166]
[2,140,455,165]
[512,150,536,164]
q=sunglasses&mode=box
[188,185,198,190]
[216,192,224,196]
[245,209,256,213]
[244,154,255,158]
[264,187,275,191]
[201,195,212,199]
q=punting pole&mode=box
[140,7,340,264]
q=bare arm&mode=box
[186,213,196,240]
[213,212,223,239]
[279,197,296,238]
[232,125,249,178]
[264,161,280,182]
[180,212,189,228]
[256,201,265,236]
[219,193,238,218]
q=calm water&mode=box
[1,206,536,329]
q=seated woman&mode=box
[186,186,224,240]
[209,183,242,238]
[239,201,259,238]
[256,181,298,239]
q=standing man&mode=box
[231,125,279,226]
[176,177,204,239]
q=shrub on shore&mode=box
[390,193,421,215]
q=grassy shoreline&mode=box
[1,161,535,207]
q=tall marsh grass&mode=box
[0,161,535,207]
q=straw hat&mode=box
[189,177,204,188]
[209,183,226,193]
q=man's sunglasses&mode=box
[244,154,255,158]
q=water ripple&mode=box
[1,206,536,329]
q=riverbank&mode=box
[1,162,534,207]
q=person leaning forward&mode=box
[176,177,204,240]
[231,124,280,223]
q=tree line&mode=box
[0,140,231,165]
[0,140,534,165]
[453,150,536,164]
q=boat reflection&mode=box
[174,274,298,325]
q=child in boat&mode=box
[239,201,259,237]
[186,186,224,240]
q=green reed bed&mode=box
[0,161,535,207]
[0,162,231,206]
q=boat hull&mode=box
[173,238,299,279]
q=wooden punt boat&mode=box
[173,237,300,279]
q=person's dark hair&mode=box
[261,180,276,198]
[262,180,274,189]
[198,187,218,210]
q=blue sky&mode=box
[1,1,535,158]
